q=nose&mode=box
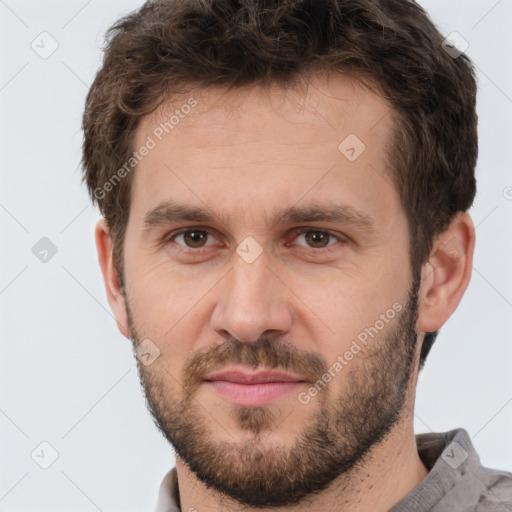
[210,250,293,343]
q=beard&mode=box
[125,269,421,509]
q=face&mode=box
[121,74,421,507]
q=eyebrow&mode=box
[142,200,377,234]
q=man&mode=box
[81,0,512,510]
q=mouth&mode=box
[203,366,309,406]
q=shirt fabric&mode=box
[155,428,512,512]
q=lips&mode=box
[203,367,309,406]
[203,367,308,384]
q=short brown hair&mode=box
[81,0,478,368]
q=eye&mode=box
[163,227,347,256]
[291,228,346,251]
[169,229,218,250]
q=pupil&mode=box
[186,231,206,247]
[306,231,329,248]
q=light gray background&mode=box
[1,0,511,510]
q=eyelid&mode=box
[288,227,348,245]
[164,226,222,249]
[164,226,348,253]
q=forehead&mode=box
[129,73,399,229]
[136,73,393,148]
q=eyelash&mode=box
[163,227,347,255]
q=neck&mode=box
[174,416,429,512]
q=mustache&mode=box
[181,337,328,393]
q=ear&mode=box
[95,218,130,339]
[417,212,475,333]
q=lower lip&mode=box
[205,380,306,406]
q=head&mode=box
[84,0,477,507]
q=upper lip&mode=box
[204,367,308,384]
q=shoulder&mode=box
[414,428,512,512]
[471,465,512,511]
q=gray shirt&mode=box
[155,428,512,511]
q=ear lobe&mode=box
[95,218,131,339]
[417,212,475,334]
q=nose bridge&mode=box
[211,249,292,342]
[232,253,271,305]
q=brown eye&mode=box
[303,231,332,248]
[294,230,339,249]
[172,230,215,249]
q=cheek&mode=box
[124,254,204,343]
[294,265,388,321]
[293,271,404,365]
[124,229,408,374]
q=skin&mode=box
[95,72,475,511]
